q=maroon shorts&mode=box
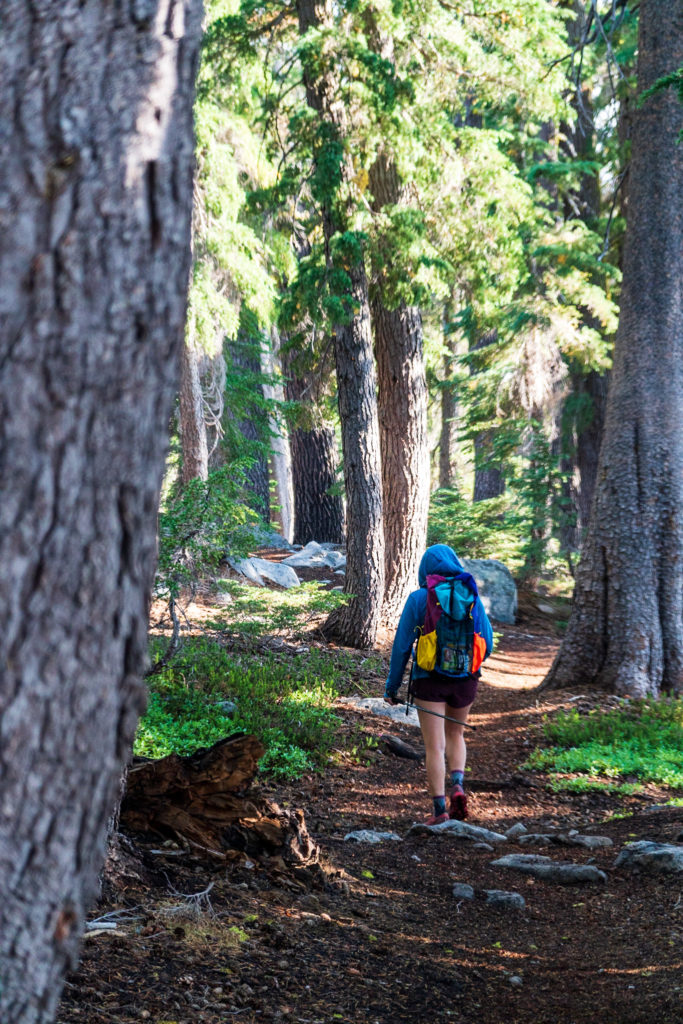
[411,672,478,709]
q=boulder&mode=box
[460,558,517,624]
[339,696,420,727]
[614,841,683,874]
[227,557,265,587]
[491,853,607,884]
[248,558,300,589]
[518,832,613,850]
[282,542,347,570]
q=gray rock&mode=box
[614,841,683,874]
[345,696,420,727]
[473,842,495,851]
[509,975,523,988]
[460,558,517,624]
[491,853,607,884]
[408,819,508,844]
[282,542,346,570]
[227,557,265,586]
[244,525,294,550]
[484,889,526,910]
[215,699,238,718]
[452,882,475,901]
[505,823,528,840]
[343,830,402,844]
[248,557,300,589]
[518,832,613,851]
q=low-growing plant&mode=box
[136,635,343,779]
[523,699,683,792]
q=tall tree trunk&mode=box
[263,327,294,542]
[285,360,345,545]
[439,333,459,489]
[370,150,430,626]
[0,3,202,1022]
[363,12,429,626]
[297,0,384,647]
[179,338,209,485]
[470,329,505,501]
[541,0,683,697]
[227,330,271,519]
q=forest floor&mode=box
[58,564,683,1024]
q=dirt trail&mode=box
[58,617,683,1024]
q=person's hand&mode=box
[384,694,401,706]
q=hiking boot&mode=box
[449,784,468,820]
[424,811,450,826]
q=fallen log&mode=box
[379,734,424,761]
[120,734,321,880]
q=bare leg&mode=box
[444,702,472,775]
[415,700,448,797]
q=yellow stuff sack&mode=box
[416,628,438,671]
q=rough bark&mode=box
[228,331,271,519]
[297,0,385,647]
[0,3,202,1021]
[363,14,430,627]
[370,156,430,628]
[283,344,345,546]
[541,0,683,697]
[179,339,209,484]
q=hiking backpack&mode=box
[415,572,487,677]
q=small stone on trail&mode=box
[452,883,475,901]
[473,842,494,851]
[505,822,528,839]
[509,975,524,987]
[484,889,526,910]
[344,830,402,844]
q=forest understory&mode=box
[57,572,683,1024]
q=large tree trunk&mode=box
[0,2,202,1021]
[297,0,385,647]
[363,14,429,627]
[541,0,683,697]
[283,343,345,546]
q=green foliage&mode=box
[136,634,344,779]
[156,467,259,601]
[524,700,683,792]
[427,488,524,567]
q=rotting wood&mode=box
[120,735,322,881]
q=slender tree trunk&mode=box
[227,331,271,519]
[0,3,202,1021]
[471,329,505,501]
[369,150,429,626]
[179,338,209,484]
[297,0,384,647]
[263,327,294,542]
[541,0,683,697]
[439,345,459,489]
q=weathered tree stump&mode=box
[119,734,322,881]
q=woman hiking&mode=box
[384,544,493,824]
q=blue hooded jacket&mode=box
[384,544,494,699]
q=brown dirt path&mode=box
[58,608,683,1024]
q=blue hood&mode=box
[417,544,463,587]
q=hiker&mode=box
[384,544,493,824]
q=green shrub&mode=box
[524,699,683,791]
